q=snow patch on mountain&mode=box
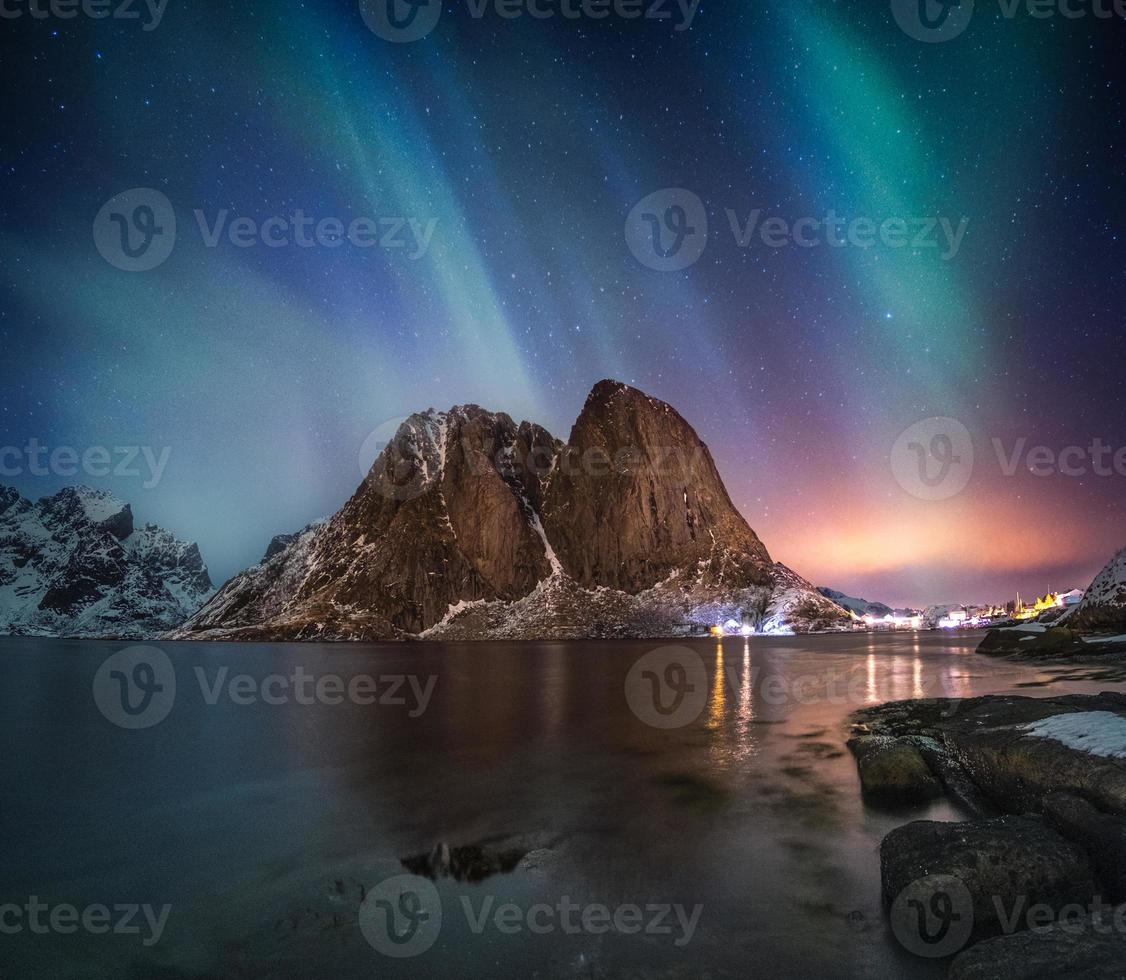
[817,587,893,620]
[1061,547,1126,631]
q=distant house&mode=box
[1058,589,1084,607]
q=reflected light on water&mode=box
[941,667,973,699]
[738,641,753,730]
[708,641,727,729]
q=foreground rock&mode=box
[400,832,563,882]
[0,485,213,638]
[1044,791,1126,902]
[882,816,1095,942]
[171,381,851,641]
[852,692,1126,815]
[977,624,1126,662]
[847,735,942,805]
[949,906,1126,979]
[855,693,1126,974]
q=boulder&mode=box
[944,703,1126,816]
[1044,792,1126,902]
[977,626,1088,659]
[400,832,562,883]
[881,817,1096,942]
[848,735,942,806]
[949,906,1126,979]
[852,693,1126,816]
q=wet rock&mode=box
[852,692,1126,816]
[948,906,1126,979]
[978,626,1089,659]
[847,735,942,806]
[881,816,1096,941]
[1044,792,1126,902]
[401,832,561,882]
[944,706,1126,816]
[911,737,998,817]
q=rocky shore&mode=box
[849,691,1126,976]
[977,624,1126,664]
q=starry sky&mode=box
[1,0,1124,607]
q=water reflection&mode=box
[6,631,1118,980]
[707,640,726,729]
[738,641,754,730]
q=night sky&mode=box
[1,0,1124,607]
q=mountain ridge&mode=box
[0,485,213,638]
[172,381,850,640]
[817,587,895,620]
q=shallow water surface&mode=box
[2,632,1121,979]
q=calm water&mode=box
[3,632,1124,979]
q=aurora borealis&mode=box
[1,0,1123,606]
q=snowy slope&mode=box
[1061,547,1126,631]
[816,587,893,620]
[0,485,213,638]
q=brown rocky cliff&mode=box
[292,407,554,633]
[541,380,774,593]
[173,381,846,640]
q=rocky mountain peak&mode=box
[542,380,773,593]
[39,485,134,540]
[174,382,848,641]
[0,485,21,517]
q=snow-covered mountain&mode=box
[816,587,894,620]
[173,381,850,641]
[0,485,213,638]
[1062,547,1126,632]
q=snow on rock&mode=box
[1022,711,1126,758]
[816,587,893,619]
[0,485,213,638]
[1062,547,1126,632]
